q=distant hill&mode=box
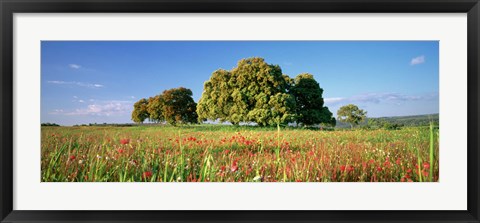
[335,113,439,129]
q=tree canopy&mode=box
[337,104,367,128]
[131,87,198,125]
[290,73,336,127]
[197,69,233,123]
[161,87,198,125]
[197,57,335,127]
[197,57,297,126]
[131,98,149,123]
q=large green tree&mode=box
[197,57,295,126]
[131,98,149,123]
[337,104,367,128]
[290,73,335,127]
[197,69,234,123]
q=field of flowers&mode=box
[41,125,439,182]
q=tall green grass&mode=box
[41,125,439,182]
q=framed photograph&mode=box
[1,0,479,222]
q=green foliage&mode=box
[290,73,335,127]
[198,57,295,126]
[146,95,164,122]
[337,104,367,128]
[132,87,198,126]
[370,114,439,127]
[161,87,198,125]
[267,93,297,125]
[131,98,149,123]
[197,57,334,127]
[197,69,233,123]
[365,118,393,130]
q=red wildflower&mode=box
[69,155,76,161]
[396,158,401,165]
[423,162,430,170]
[384,160,391,168]
[422,170,429,177]
[231,161,238,172]
[377,166,383,171]
[120,139,130,145]
[347,165,354,172]
[340,165,346,172]
[142,171,153,180]
[117,149,125,154]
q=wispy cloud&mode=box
[49,109,64,115]
[324,92,438,106]
[410,55,425,65]
[69,64,82,69]
[47,81,104,89]
[324,97,344,104]
[50,100,133,117]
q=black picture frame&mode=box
[1,0,479,222]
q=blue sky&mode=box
[41,41,439,126]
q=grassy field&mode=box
[41,125,439,182]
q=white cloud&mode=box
[324,97,345,104]
[410,55,425,65]
[324,92,438,106]
[69,64,81,69]
[73,96,78,99]
[78,100,85,103]
[130,96,136,99]
[49,109,64,115]
[52,100,133,117]
[47,80,104,89]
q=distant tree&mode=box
[131,98,150,123]
[135,87,199,126]
[41,122,60,126]
[290,73,335,127]
[337,104,367,128]
[161,87,198,126]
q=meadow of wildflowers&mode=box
[41,125,438,182]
